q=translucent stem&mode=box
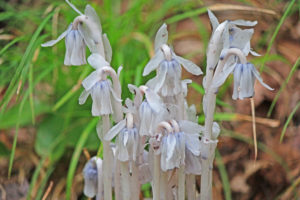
[153,154,161,200]
[114,160,122,200]
[186,174,196,200]
[120,161,131,200]
[102,115,112,200]
[131,161,140,200]
[178,166,185,200]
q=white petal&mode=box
[173,53,203,75]
[82,70,100,91]
[251,64,274,90]
[96,120,103,140]
[185,149,201,175]
[145,88,164,113]
[232,64,242,100]
[79,89,90,105]
[249,49,261,57]
[212,122,220,140]
[104,119,126,141]
[185,133,201,156]
[64,30,76,65]
[143,50,164,76]
[102,33,112,63]
[41,24,72,47]
[231,19,257,26]
[207,9,219,33]
[207,21,228,70]
[70,31,86,65]
[153,62,168,93]
[230,28,254,54]
[123,130,129,146]
[88,53,109,69]
[240,63,254,99]
[85,5,102,32]
[66,0,83,15]
[154,23,168,52]
[178,120,204,134]
[211,61,235,89]
[166,134,176,161]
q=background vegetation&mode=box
[0,0,299,199]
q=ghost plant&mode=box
[42,1,273,199]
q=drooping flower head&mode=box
[79,57,122,118]
[83,156,103,198]
[42,1,111,65]
[143,24,202,97]
[138,86,169,136]
[105,113,140,162]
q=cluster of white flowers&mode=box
[42,1,273,199]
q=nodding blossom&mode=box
[83,156,103,198]
[232,63,273,100]
[150,120,202,172]
[143,24,202,97]
[79,64,122,116]
[138,86,169,136]
[42,0,108,65]
[104,113,140,162]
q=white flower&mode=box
[83,156,103,198]
[139,87,169,136]
[79,66,122,116]
[42,1,109,65]
[143,24,202,97]
[104,116,140,162]
[232,63,273,100]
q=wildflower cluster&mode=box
[42,1,273,199]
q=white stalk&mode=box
[201,48,247,199]
[131,161,140,200]
[186,174,196,200]
[114,160,122,200]
[153,154,161,200]
[102,114,113,200]
[120,161,131,200]
[178,166,185,200]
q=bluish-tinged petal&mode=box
[207,9,219,33]
[102,33,112,63]
[64,30,76,65]
[82,70,100,91]
[88,53,109,69]
[231,19,257,26]
[173,53,203,75]
[230,28,254,55]
[70,31,86,65]
[240,63,254,99]
[212,122,220,140]
[251,64,274,90]
[154,23,168,52]
[79,89,90,105]
[104,119,126,141]
[211,60,236,89]
[42,24,72,47]
[232,63,242,100]
[166,134,176,161]
[143,50,164,76]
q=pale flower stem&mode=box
[160,171,168,200]
[130,161,140,200]
[201,48,247,199]
[102,114,113,200]
[178,166,185,200]
[97,158,104,200]
[120,161,131,200]
[114,160,122,200]
[153,154,161,200]
[186,174,196,200]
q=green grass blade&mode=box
[0,36,25,56]
[280,101,300,143]
[35,164,55,200]
[166,7,207,24]
[260,0,296,72]
[215,150,232,200]
[0,11,54,117]
[26,157,46,200]
[52,66,90,111]
[65,118,98,200]
[267,57,300,117]
[190,82,232,108]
